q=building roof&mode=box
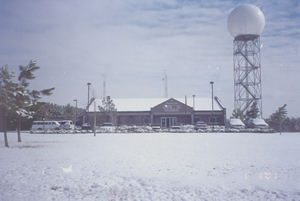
[89,97,225,112]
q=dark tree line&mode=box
[230,101,260,122]
[0,61,88,148]
[264,104,298,134]
[31,102,85,126]
[265,116,300,133]
[231,103,298,133]
[1,102,86,131]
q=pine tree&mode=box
[16,61,54,142]
[270,104,287,135]
[63,103,74,120]
[0,65,18,147]
[231,108,244,121]
[98,96,117,125]
[245,101,259,121]
[1,61,55,147]
[46,103,63,120]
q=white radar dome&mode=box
[227,4,265,38]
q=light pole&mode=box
[87,82,91,124]
[73,99,77,132]
[193,95,195,125]
[193,95,195,110]
[210,81,214,131]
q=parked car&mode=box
[212,125,225,132]
[81,123,93,130]
[169,126,183,133]
[195,121,207,131]
[59,120,75,130]
[100,122,114,132]
[247,119,269,129]
[225,119,245,130]
[152,126,162,132]
[75,126,81,130]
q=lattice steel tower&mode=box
[227,4,265,118]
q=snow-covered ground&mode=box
[1,132,299,201]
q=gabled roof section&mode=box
[151,98,193,113]
[89,97,225,112]
[152,98,185,109]
[176,97,224,111]
[91,98,167,112]
[114,98,167,112]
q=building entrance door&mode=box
[161,117,177,128]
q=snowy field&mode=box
[1,132,299,201]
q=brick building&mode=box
[87,97,226,128]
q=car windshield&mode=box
[229,119,244,125]
[252,119,267,125]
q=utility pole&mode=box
[87,82,91,124]
[102,74,106,99]
[94,100,96,137]
[192,95,195,125]
[210,81,214,131]
[73,99,77,134]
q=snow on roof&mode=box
[182,97,224,111]
[251,119,268,125]
[90,97,225,112]
[113,98,166,112]
[227,119,245,126]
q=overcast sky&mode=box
[0,0,299,118]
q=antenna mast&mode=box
[102,74,106,99]
[163,71,168,98]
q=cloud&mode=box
[0,0,299,117]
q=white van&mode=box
[59,120,75,130]
[247,119,269,129]
[31,121,60,131]
[225,119,245,130]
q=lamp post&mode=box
[73,99,77,132]
[193,95,195,110]
[210,81,214,131]
[192,95,195,125]
[87,82,91,123]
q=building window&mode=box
[209,117,215,124]
[209,116,222,124]
[144,117,150,125]
[163,103,180,112]
[195,117,201,124]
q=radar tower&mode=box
[227,4,265,118]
